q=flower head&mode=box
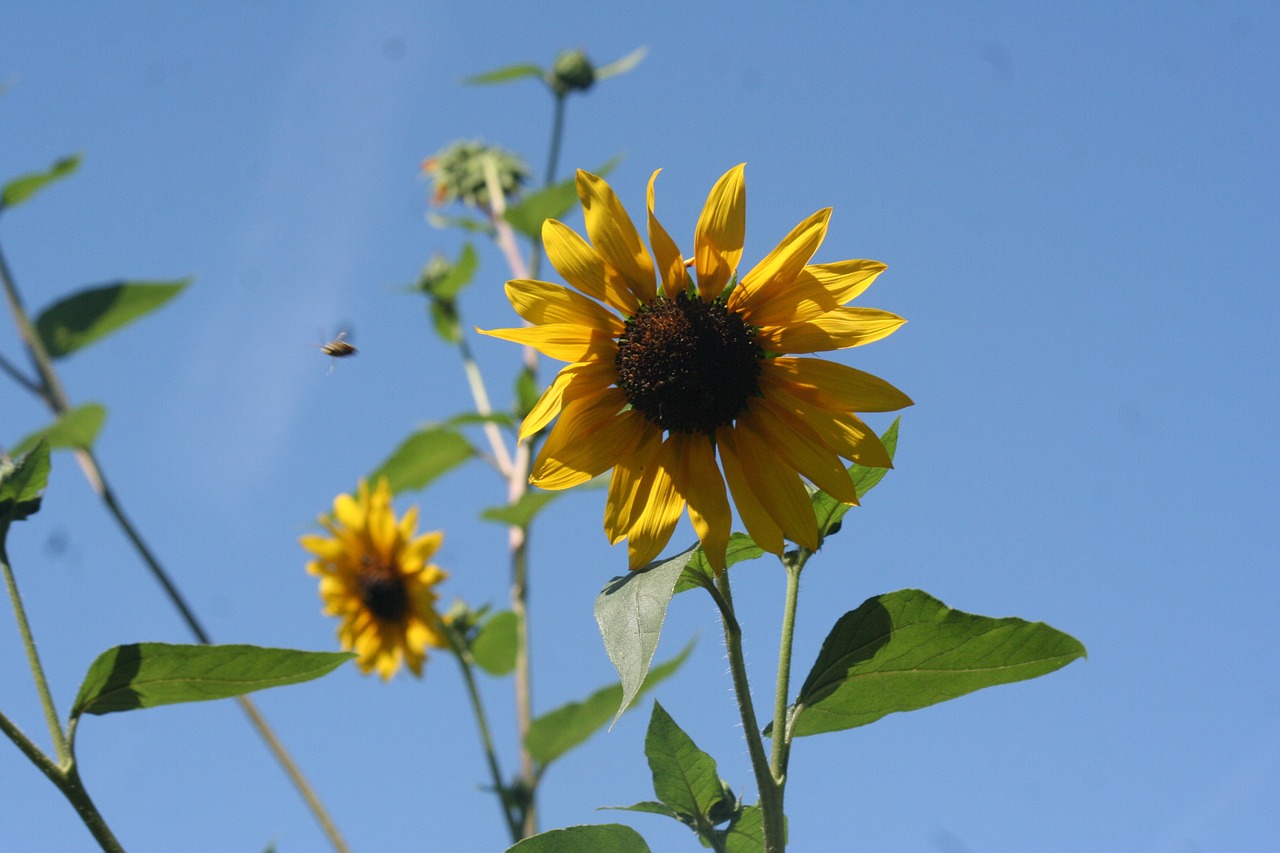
[481,166,912,572]
[301,478,448,680]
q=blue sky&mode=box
[2,3,1278,851]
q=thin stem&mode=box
[525,92,566,282]
[770,551,808,785]
[712,571,786,852]
[0,349,41,395]
[60,763,128,853]
[1,540,70,764]
[456,333,514,478]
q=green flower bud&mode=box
[548,49,596,95]
[421,140,530,209]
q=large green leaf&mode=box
[503,155,622,240]
[645,701,727,827]
[1,154,81,211]
[595,545,698,724]
[0,442,51,524]
[36,279,190,358]
[472,610,518,676]
[71,643,353,718]
[789,589,1086,736]
[506,825,651,853]
[812,418,899,541]
[368,426,476,495]
[12,403,107,456]
[526,642,693,767]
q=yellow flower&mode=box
[481,165,912,572]
[300,478,448,680]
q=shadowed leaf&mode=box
[36,279,190,358]
[0,442,50,524]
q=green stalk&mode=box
[769,550,809,783]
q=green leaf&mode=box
[2,154,81,211]
[595,544,698,724]
[812,418,899,540]
[426,211,493,234]
[71,643,353,718]
[465,63,544,86]
[0,442,51,524]
[526,641,693,767]
[444,410,516,430]
[789,588,1087,737]
[11,403,107,456]
[596,46,649,81]
[36,279,190,359]
[723,806,768,853]
[472,610,518,676]
[645,701,728,827]
[515,365,540,419]
[368,426,476,495]
[506,824,651,853]
[675,533,765,595]
[481,489,560,529]
[609,801,680,819]
[503,155,622,240]
[424,243,479,300]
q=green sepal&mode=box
[786,588,1087,736]
[503,155,621,240]
[505,824,651,853]
[471,610,518,676]
[595,545,697,724]
[2,154,81,211]
[36,279,190,358]
[368,426,476,495]
[0,441,51,524]
[526,641,692,767]
[11,403,107,456]
[71,643,354,719]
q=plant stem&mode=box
[770,551,808,787]
[712,571,786,852]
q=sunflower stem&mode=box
[713,570,786,852]
[770,550,809,786]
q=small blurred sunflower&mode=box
[481,165,912,572]
[301,478,448,680]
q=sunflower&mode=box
[481,165,912,572]
[301,478,448,680]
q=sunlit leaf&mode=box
[526,642,693,767]
[1,154,81,211]
[645,701,727,826]
[595,545,697,724]
[36,279,190,358]
[472,610,518,676]
[506,824,651,853]
[368,426,476,495]
[503,155,622,239]
[788,589,1087,736]
[464,63,544,86]
[724,806,768,853]
[0,442,50,524]
[11,403,107,456]
[71,643,353,718]
[812,418,899,540]
[481,490,560,529]
[596,46,649,81]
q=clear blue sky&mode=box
[2,3,1278,851]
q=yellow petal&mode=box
[732,208,831,315]
[745,259,888,328]
[543,218,640,316]
[647,169,689,296]
[715,426,784,554]
[477,323,615,363]
[733,412,820,551]
[752,399,858,505]
[576,170,656,304]
[519,359,617,443]
[530,389,646,489]
[694,164,746,301]
[504,279,624,334]
[625,437,685,569]
[766,356,914,412]
[605,425,663,544]
[670,432,731,574]
[756,307,906,353]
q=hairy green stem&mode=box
[770,550,809,787]
[712,571,786,852]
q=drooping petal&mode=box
[669,432,731,574]
[743,259,888,327]
[576,170,656,304]
[519,359,616,443]
[647,169,689,296]
[625,437,686,569]
[604,424,663,544]
[749,399,859,505]
[715,426,784,555]
[733,412,820,552]
[530,389,647,489]
[766,356,914,412]
[694,164,746,301]
[732,208,831,315]
[504,279,625,333]
[542,218,640,316]
[756,307,906,353]
[477,323,615,363]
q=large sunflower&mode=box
[300,478,448,680]
[482,165,912,572]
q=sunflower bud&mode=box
[420,140,530,209]
[548,49,596,95]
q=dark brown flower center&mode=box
[614,291,763,435]
[357,554,410,622]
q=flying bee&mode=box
[316,330,357,374]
